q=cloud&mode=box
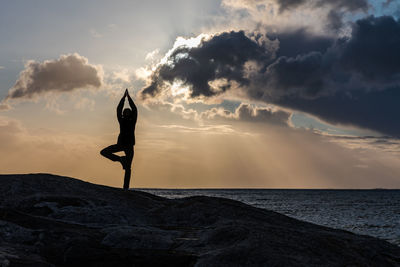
[327,10,345,31]
[275,0,368,13]
[141,31,274,99]
[5,53,103,101]
[145,49,160,61]
[268,28,334,58]
[221,0,369,32]
[0,66,5,70]
[140,15,400,137]
[159,124,237,135]
[274,0,369,30]
[143,95,292,127]
[322,134,400,156]
[203,103,291,126]
[271,16,400,136]
[339,16,400,80]
[235,104,291,124]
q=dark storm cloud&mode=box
[262,52,328,98]
[142,15,400,137]
[276,87,400,138]
[141,28,335,100]
[327,10,344,31]
[267,28,334,58]
[141,31,272,98]
[5,54,102,100]
[339,16,400,82]
[258,16,400,136]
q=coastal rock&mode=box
[0,174,399,266]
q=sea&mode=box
[138,189,400,246]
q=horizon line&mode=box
[135,187,400,190]
[2,173,398,191]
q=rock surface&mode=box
[0,173,399,266]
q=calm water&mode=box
[138,189,400,246]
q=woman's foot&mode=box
[119,156,127,169]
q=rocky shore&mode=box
[0,174,399,266]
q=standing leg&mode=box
[123,146,134,190]
[123,169,131,190]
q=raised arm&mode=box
[126,90,137,121]
[117,93,125,122]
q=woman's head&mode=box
[123,108,132,118]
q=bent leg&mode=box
[100,144,124,162]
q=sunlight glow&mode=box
[174,34,210,49]
[160,33,211,66]
[171,80,190,97]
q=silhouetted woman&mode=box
[100,89,137,189]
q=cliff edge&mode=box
[0,174,399,266]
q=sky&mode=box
[0,0,400,188]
